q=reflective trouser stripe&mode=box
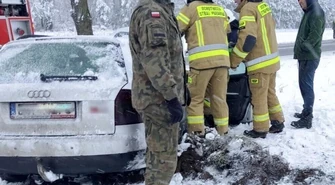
[187,116,204,124]
[254,113,270,122]
[189,49,229,62]
[195,20,205,46]
[269,104,282,114]
[260,17,271,55]
[177,13,190,25]
[214,117,229,126]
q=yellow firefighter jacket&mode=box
[230,0,280,74]
[177,1,231,70]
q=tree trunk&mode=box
[70,0,93,35]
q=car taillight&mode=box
[115,89,142,125]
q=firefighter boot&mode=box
[243,130,267,139]
[291,113,313,129]
[269,120,285,133]
[216,126,228,136]
[193,131,205,138]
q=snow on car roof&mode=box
[3,35,121,47]
[111,27,129,38]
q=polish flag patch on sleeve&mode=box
[151,11,160,18]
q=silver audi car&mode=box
[0,36,146,182]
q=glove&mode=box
[228,42,236,49]
[186,87,191,106]
[228,42,235,53]
[166,97,184,124]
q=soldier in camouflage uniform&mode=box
[129,0,186,184]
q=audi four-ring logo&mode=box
[27,90,51,98]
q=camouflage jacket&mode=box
[129,0,186,110]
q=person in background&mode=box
[291,0,325,129]
[230,0,285,138]
[129,0,187,184]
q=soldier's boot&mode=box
[269,120,285,133]
[291,113,313,129]
[243,130,267,139]
[216,125,228,136]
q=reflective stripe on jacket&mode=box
[177,1,231,70]
[231,1,280,74]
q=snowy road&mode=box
[278,39,335,56]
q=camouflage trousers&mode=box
[139,104,179,185]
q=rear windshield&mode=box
[0,40,126,84]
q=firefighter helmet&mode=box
[225,9,236,23]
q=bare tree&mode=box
[70,0,93,35]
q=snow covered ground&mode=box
[154,51,335,185]
[0,29,334,184]
[275,28,334,43]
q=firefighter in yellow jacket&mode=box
[230,0,285,138]
[177,0,231,136]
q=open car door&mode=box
[226,63,253,126]
[204,63,253,128]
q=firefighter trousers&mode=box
[187,67,229,135]
[249,72,285,132]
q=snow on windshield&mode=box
[0,40,127,84]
